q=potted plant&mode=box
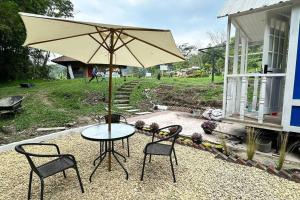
[168,126,178,135]
[150,122,159,133]
[191,132,203,144]
[201,121,217,134]
[135,120,145,130]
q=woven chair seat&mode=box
[144,143,172,155]
[37,156,74,178]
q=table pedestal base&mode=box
[89,141,128,182]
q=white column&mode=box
[258,76,267,123]
[240,76,247,120]
[252,76,259,111]
[67,64,74,79]
[226,78,233,116]
[222,18,231,118]
[232,29,240,114]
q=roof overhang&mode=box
[218,0,293,18]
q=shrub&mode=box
[135,120,145,130]
[150,122,159,133]
[246,127,262,160]
[191,132,203,144]
[168,126,178,135]
[277,133,289,170]
[201,121,217,134]
[220,135,230,155]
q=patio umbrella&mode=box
[19,12,185,170]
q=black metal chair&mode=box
[140,125,182,182]
[98,113,130,157]
[15,143,84,200]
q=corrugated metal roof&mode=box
[218,0,292,18]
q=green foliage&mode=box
[0,0,74,81]
[277,133,289,170]
[246,127,262,160]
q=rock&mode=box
[77,116,93,124]
[1,125,16,134]
[66,122,77,127]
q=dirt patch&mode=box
[82,92,105,105]
[150,85,222,109]
[38,93,54,107]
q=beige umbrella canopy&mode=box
[19,12,184,162]
[19,12,184,171]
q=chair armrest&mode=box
[22,143,61,154]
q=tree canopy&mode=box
[0,0,73,81]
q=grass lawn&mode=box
[0,76,223,143]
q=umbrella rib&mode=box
[119,37,145,68]
[117,31,185,61]
[89,34,110,51]
[87,33,111,63]
[115,28,169,32]
[114,38,135,52]
[95,27,110,50]
[112,30,123,49]
[26,31,102,46]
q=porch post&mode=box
[258,76,267,123]
[252,76,259,112]
[222,18,231,117]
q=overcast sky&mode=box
[71,0,227,48]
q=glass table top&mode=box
[81,123,136,141]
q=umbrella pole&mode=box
[108,30,114,171]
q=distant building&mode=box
[51,56,126,79]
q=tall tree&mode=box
[0,0,73,81]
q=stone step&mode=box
[116,91,131,95]
[118,87,134,91]
[126,109,140,112]
[115,95,130,99]
[117,106,133,109]
[114,103,130,107]
[114,99,129,104]
[135,111,152,115]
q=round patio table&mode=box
[81,123,135,182]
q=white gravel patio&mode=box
[0,131,300,200]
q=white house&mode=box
[219,0,300,133]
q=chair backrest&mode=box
[15,144,41,176]
[159,125,182,148]
[104,114,126,123]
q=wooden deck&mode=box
[223,114,283,132]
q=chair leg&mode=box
[28,170,33,200]
[140,154,147,181]
[62,170,67,178]
[100,142,102,155]
[149,155,152,163]
[173,148,178,165]
[74,166,84,193]
[40,178,44,200]
[127,138,130,157]
[169,156,176,183]
[122,139,124,148]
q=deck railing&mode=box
[225,73,286,124]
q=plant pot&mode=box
[203,129,213,134]
[192,140,202,145]
[256,139,272,153]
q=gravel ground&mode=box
[1,132,300,200]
